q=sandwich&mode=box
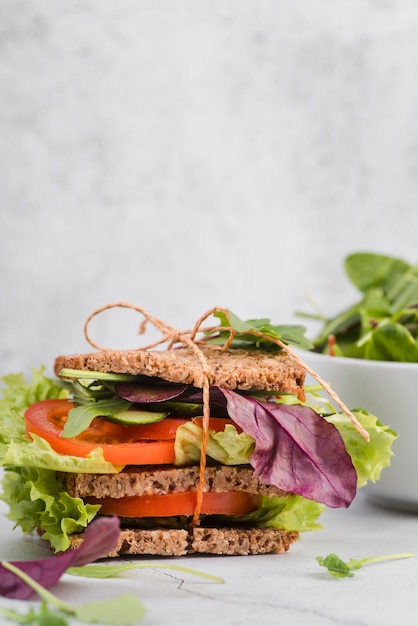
[0,305,396,557]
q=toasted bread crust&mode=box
[54,347,305,393]
[68,526,299,556]
[60,465,291,500]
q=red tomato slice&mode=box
[85,491,262,517]
[193,416,243,434]
[24,399,180,465]
[24,399,238,466]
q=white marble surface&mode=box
[0,486,416,626]
[2,1,418,378]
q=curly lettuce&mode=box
[325,409,397,488]
[242,494,324,532]
[0,368,118,551]
[0,368,67,451]
[175,421,255,466]
[1,466,99,553]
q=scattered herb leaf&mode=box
[68,562,224,583]
[0,601,69,625]
[72,594,145,625]
[316,552,414,578]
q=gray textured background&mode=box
[1,0,418,376]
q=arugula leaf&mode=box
[316,552,414,578]
[62,398,132,438]
[206,309,313,351]
[316,553,355,577]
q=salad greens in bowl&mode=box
[305,251,418,361]
[298,251,418,511]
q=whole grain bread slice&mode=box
[60,465,291,500]
[191,526,299,556]
[68,526,299,557]
[54,347,305,394]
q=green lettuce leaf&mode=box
[1,467,100,552]
[234,494,324,532]
[325,409,397,487]
[2,433,122,474]
[174,421,255,466]
[0,368,68,451]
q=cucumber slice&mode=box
[156,401,203,417]
[105,409,169,426]
[59,368,140,382]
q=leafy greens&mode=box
[205,309,314,351]
[299,252,418,361]
[1,466,100,553]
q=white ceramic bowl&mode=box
[299,351,418,512]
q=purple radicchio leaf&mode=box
[177,386,228,407]
[115,382,188,403]
[219,388,357,508]
[0,516,121,600]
